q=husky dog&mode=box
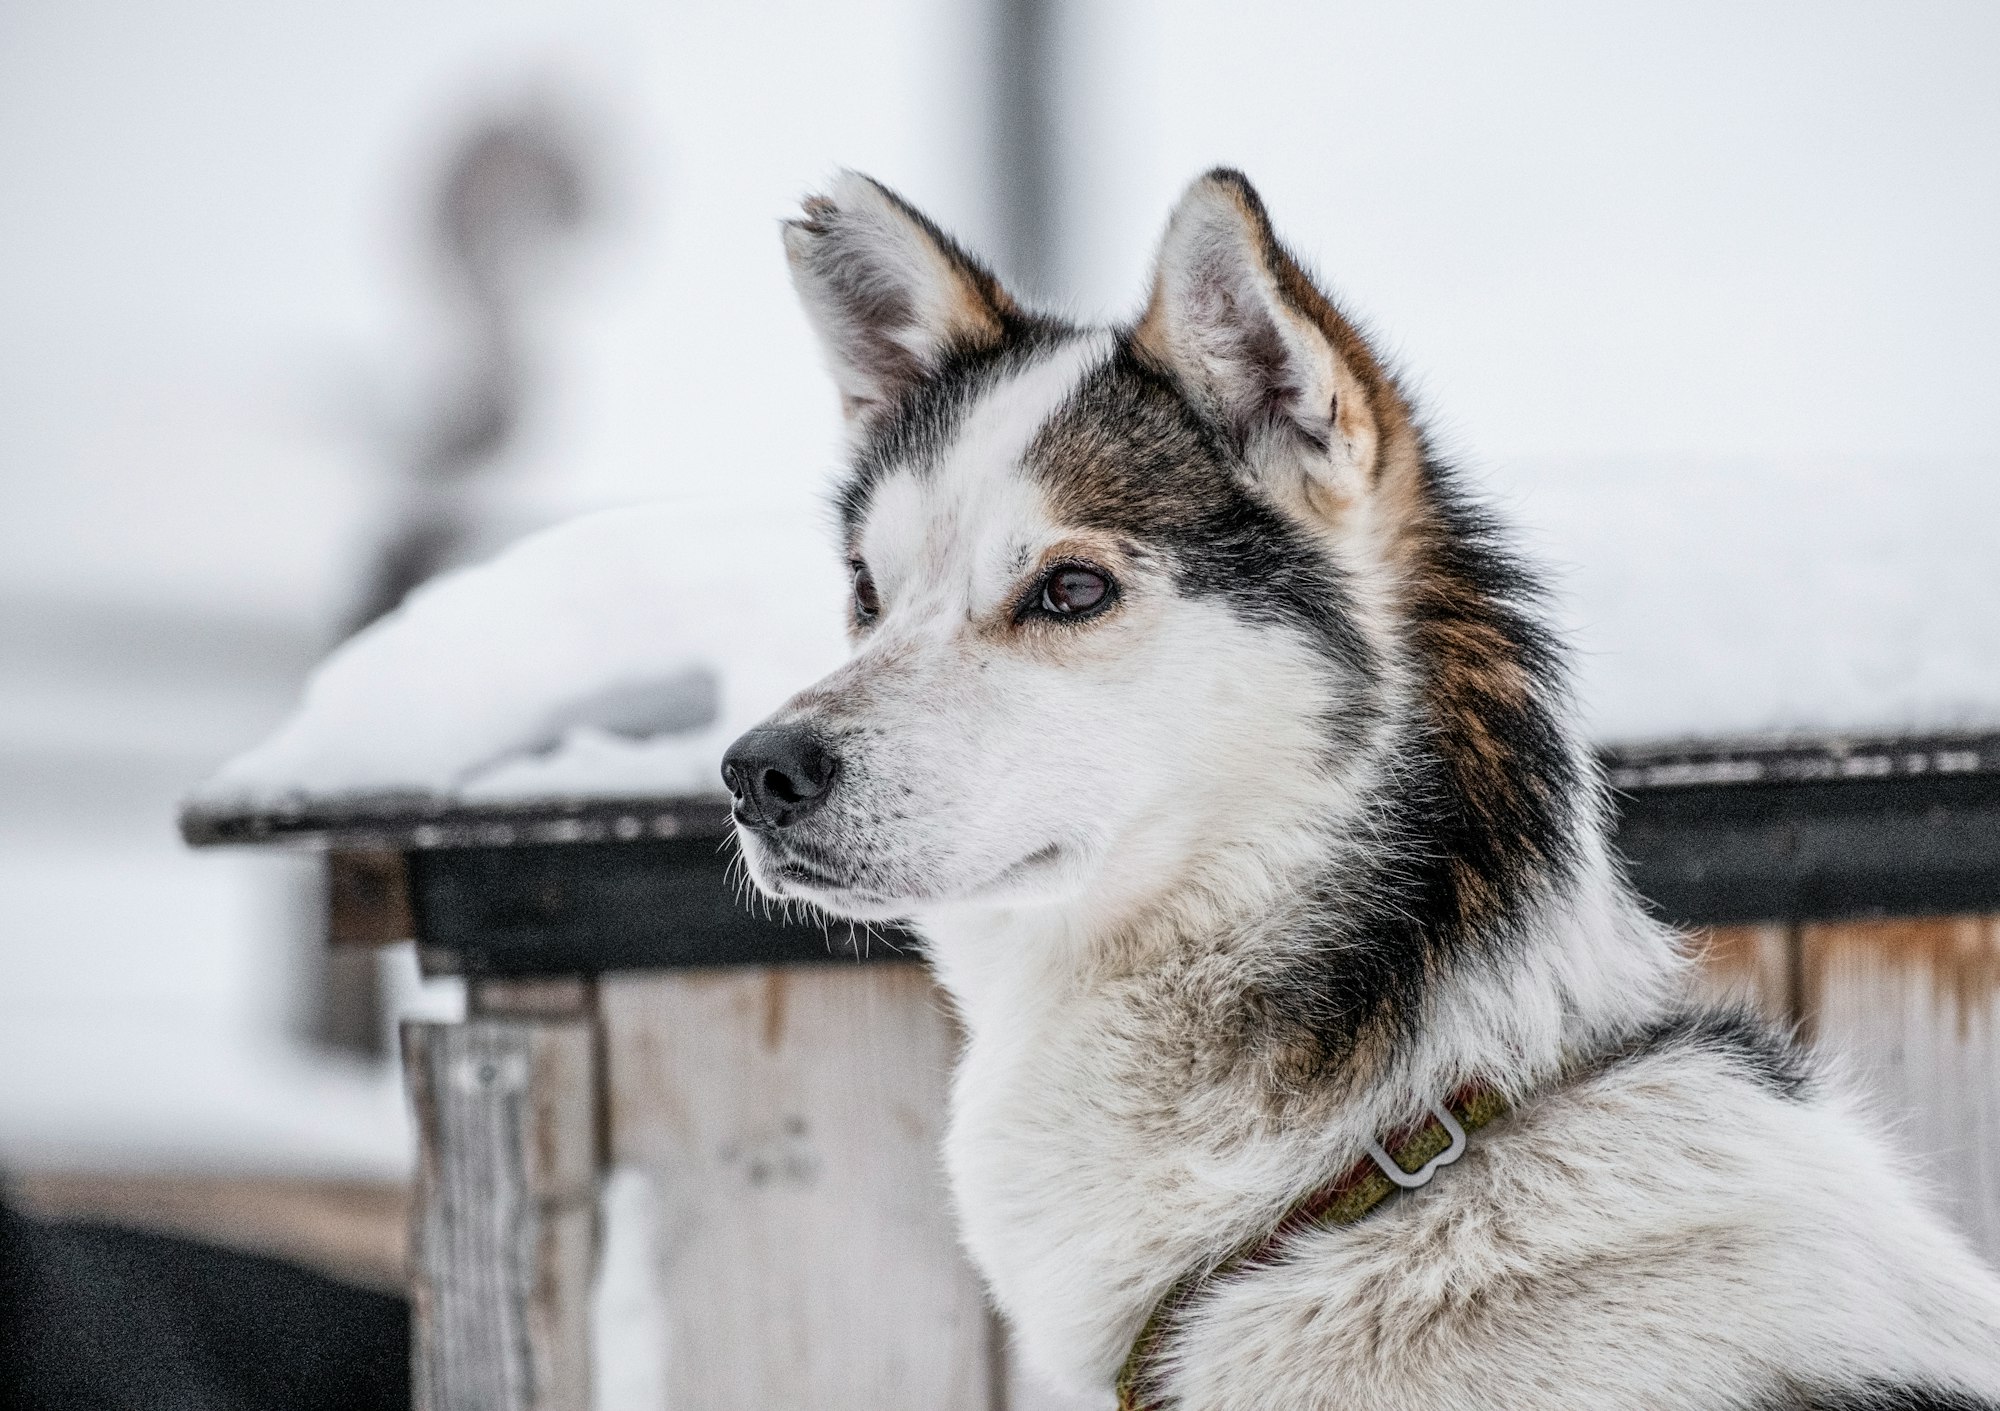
[722,170,2000,1409]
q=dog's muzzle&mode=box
[721,724,838,830]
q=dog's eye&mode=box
[1038,566,1112,618]
[851,562,880,623]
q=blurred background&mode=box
[1,0,1996,1404]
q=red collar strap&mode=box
[1114,1082,1510,1411]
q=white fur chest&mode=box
[923,911,1348,1395]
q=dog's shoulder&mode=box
[1164,1002,2000,1410]
[1590,1000,1814,1101]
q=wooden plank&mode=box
[1801,915,2000,1263]
[395,781,2000,974]
[403,1018,598,1411]
[185,735,2000,963]
[183,794,738,850]
[1692,923,1796,1021]
[469,975,594,1022]
[410,840,907,974]
[1615,771,2000,926]
[328,848,415,946]
[1602,730,2000,791]
[599,965,996,1408]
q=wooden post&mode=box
[328,848,416,947]
[1694,922,1798,1020]
[403,990,598,1411]
[1697,915,2000,1262]
[599,964,998,1409]
[1801,915,2000,1263]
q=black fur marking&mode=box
[1251,448,1583,1072]
[834,316,1075,545]
[1384,444,1587,911]
[1760,1383,2000,1411]
[1602,1005,1814,1101]
[1268,470,1585,1071]
[1028,344,1377,687]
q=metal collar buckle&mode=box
[1365,1098,1467,1189]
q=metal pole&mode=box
[991,0,1058,300]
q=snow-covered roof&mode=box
[187,460,2000,823]
[1513,455,2000,745]
[188,495,847,819]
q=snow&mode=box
[1513,456,2000,745]
[195,456,1999,818]
[192,495,848,813]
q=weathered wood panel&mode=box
[328,848,415,946]
[404,1018,598,1411]
[1801,915,2000,1263]
[599,965,996,1409]
[1693,922,1797,1020]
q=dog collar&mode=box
[1114,1082,1510,1411]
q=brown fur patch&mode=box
[1187,172,1571,933]
[1105,171,1583,1072]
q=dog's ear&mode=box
[1135,170,1399,505]
[785,172,1018,428]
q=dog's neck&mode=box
[914,769,1683,1394]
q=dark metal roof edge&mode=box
[180,794,738,851]
[1597,729,2000,792]
[180,729,2000,850]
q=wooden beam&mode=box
[182,733,2000,973]
[1616,771,2000,926]
[468,976,593,1022]
[403,1017,597,1411]
[410,839,907,974]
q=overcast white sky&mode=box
[3,0,1995,630]
[1057,2,2000,466]
[0,0,991,625]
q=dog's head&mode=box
[725,170,1562,936]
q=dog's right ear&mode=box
[1134,170,1410,513]
[784,173,1017,428]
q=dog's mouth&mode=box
[740,833,904,916]
[738,828,1073,920]
[768,852,861,893]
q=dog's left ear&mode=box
[1135,170,1397,504]
[785,172,1018,429]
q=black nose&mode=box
[721,725,838,828]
